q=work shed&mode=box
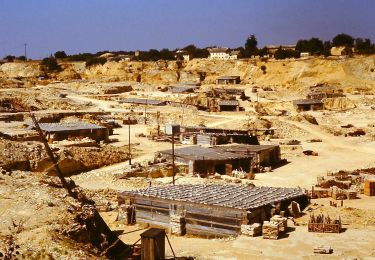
[158,146,252,175]
[212,144,281,172]
[216,76,241,85]
[293,99,324,112]
[217,100,240,111]
[118,184,308,237]
[29,122,109,142]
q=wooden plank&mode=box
[185,218,240,230]
[186,223,238,237]
[135,204,170,214]
[185,212,242,226]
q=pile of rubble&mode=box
[311,168,375,200]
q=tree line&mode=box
[3,33,375,68]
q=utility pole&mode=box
[156,111,160,136]
[144,99,147,125]
[128,116,131,165]
[172,129,175,185]
[24,43,27,61]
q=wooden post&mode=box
[140,228,165,260]
[128,116,131,165]
[156,111,160,136]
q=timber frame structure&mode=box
[118,184,308,237]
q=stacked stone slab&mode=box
[262,221,279,239]
[241,223,262,237]
[270,215,288,232]
[170,214,186,235]
[116,205,135,225]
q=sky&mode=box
[0,0,374,59]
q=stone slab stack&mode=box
[270,215,288,232]
[241,223,262,237]
[262,221,279,240]
[170,214,186,235]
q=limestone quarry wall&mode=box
[1,56,375,93]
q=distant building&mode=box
[29,122,109,142]
[265,45,296,56]
[300,52,310,57]
[293,99,324,112]
[216,76,241,84]
[208,48,240,60]
[175,50,193,61]
[217,100,240,112]
[118,54,135,61]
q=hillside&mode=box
[1,56,375,95]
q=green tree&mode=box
[41,56,61,72]
[323,41,332,57]
[54,51,67,59]
[274,47,300,60]
[4,55,15,62]
[16,56,26,61]
[354,38,375,54]
[332,33,354,47]
[85,57,107,67]
[257,47,268,57]
[159,48,175,60]
[295,37,324,55]
[244,34,258,57]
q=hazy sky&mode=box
[1,0,374,59]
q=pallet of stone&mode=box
[270,215,287,232]
[241,223,262,237]
[345,189,357,200]
[262,221,279,240]
[314,245,333,254]
[308,214,341,233]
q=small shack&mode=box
[212,144,281,172]
[118,184,308,237]
[30,122,109,142]
[216,76,240,85]
[293,99,324,112]
[217,100,240,111]
[214,88,245,96]
[120,98,167,106]
[171,85,200,94]
[158,146,253,175]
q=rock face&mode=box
[34,153,86,176]
[0,139,30,171]
[0,139,130,175]
[324,97,356,110]
[2,56,375,94]
[0,62,40,78]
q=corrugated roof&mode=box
[159,146,251,161]
[293,99,323,105]
[120,98,166,106]
[30,122,105,132]
[217,100,239,106]
[217,76,240,80]
[208,47,229,53]
[171,85,200,93]
[121,184,306,210]
[212,144,278,153]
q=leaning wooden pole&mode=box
[29,112,131,258]
[29,112,78,199]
